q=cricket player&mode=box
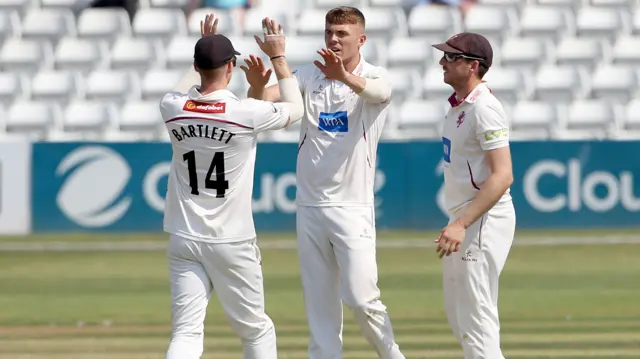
[432,32,516,359]
[244,6,406,359]
[160,14,304,359]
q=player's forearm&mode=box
[344,74,391,104]
[270,57,292,81]
[247,85,266,100]
[458,172,513,228]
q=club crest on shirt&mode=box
[456,111,466,128]
[183,100,226,114]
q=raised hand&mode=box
[240,55,273,88]
[200,14,219,37]
[254,17,285,59]
[314,48,349,82]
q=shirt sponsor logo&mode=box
[183,100,226,114]
[318,111,348,133]
[484,128,508,141]
[442,137,451,163]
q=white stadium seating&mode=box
[0,0,640,141]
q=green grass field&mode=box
[0,232,639,359]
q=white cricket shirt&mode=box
[293,56,392,207]
[441,82,512,216]
[160,86,292,243]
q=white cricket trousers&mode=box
[442,200,516,359]
[165,234,277,359]
[296,206,405,359]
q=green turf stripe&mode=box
[4,333,640,353]
[4,322,640,339]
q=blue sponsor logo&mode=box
[318,111,348,133]
[442,137,451,163]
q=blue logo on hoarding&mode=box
[318,111,348,132]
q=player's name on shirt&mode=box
[169,124,236,144]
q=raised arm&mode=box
[242,17,303,126]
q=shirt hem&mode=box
[164,227,256,244]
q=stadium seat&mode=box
[422,67,453,100]
[268,126,302,143]
[553,37,605,70]
[141,69,183,100]
[368,0,411,9]
[588,0,633,9]
[109,37,162,73]
[360,39,385,67]
[297,9,329,37]
[0,72,27,106]
[20,9,76,45]
[30,70,81,105]
[54,37,107,74]
[616,99,640,139]
[0,10,20,44]
[5,100,61,140]
[39,0,83,11]
[463,6,516,44]
[359,7,408,41]
[64,100,115,128]
[228,68,248,95]
[533,65,584,103]
[187,9,235,37]
[633,8,640,34]
[611,35,640,66]
[407,5,461,42]
[589,65,637,103]
[77,8,133,44]
[483,67,528,103]
[0,0,33,17]
[226,36,266,60]
[499,37,549,71]
[0,38,54,74]
[149,0,189,9]
[575,7,623,41]
[386,37,432,72]
[557,100,615,139]
[254,0,303,18]
[313,0,363,9]
[243,8,290,37]
[118,100,163,134]
[397,100,447,139]
[387,68,422,103]
[510,101,556,140]
[533,0,582,9]
[283,36,326,70]
[84,70,139,104]
[164,36,199,69]
[517,6,570,41]
[132,8,188,44]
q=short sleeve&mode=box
[292,64,316,93]
[247,99,292,133]
[474,101,510,151]
[159,91,182,122]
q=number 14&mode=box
[183,151,229,198]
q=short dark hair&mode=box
[464,59,489,79]
[325,6,365,27]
